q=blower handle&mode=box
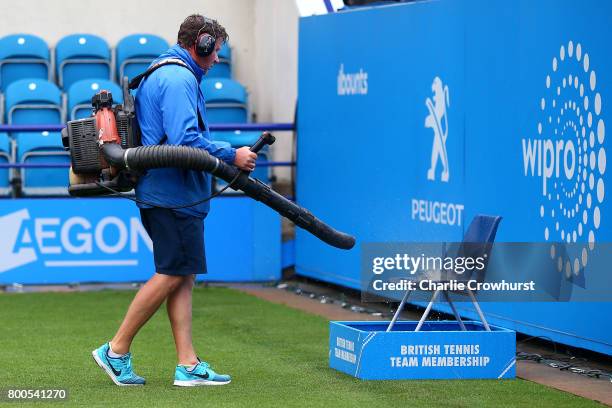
[250,131,275,153]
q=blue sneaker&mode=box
[92,343,145,386]
[174,358,231,386]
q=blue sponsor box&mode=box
[329,321,515,380]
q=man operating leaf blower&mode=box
[61,14,354,387]
[92,14,250,387]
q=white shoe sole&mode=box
[91,349,144,387]
[173,379,231,387]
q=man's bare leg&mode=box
[110,273,184,354]
[167,274,198,366]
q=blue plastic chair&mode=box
[201,78,248,123]
[0,132,12,195]
[465,215,503,241]
[15,131,68,196]
[0,34,50,92]
[68,78,123,120]
[386,214,503,333]
[5,79,63,124]
[116,34,168,84]
[206,42,231,78]
[55,34,111,90]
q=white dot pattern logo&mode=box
[539,41,606,275]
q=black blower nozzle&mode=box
[101,143,356,250]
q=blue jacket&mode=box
[134,44,236,217]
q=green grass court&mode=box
[0,287,602,407]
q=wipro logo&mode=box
[337,64,368,96]
[0,209,152,273]
[521,41,606,277]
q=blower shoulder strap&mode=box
[128,58,195,90]
[128,58,207,141]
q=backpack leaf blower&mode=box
[61,86,355,250]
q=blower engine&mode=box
[61,84,355,250]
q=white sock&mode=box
[179,361,199,371]
[107,343,126,358]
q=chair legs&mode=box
[467,289,491,331]
[415,289,440,331]
[386,289,411,332]
[388,288,490,332]
[443,290,467,331]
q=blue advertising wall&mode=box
[296,0,611,354]
[0,197,280,284]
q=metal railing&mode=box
[0,122,296,197]
[0,123,295,132]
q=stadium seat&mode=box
[201,78,248,123]
[15,131,69,196]
[55,34,111,90]
[116,34,168,84]
[5,79,63,124]
[206,42,231,78]
[0,34,50,92]
[0,92,4,123]
[0,132,12,196]
[212,130,260,147]
[68,79,123,120]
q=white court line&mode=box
[355,332,378,377]
[498,359,516,379]
[44,260,138,267]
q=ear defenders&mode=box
[195,21,216,57]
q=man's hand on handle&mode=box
[234,146,257,171]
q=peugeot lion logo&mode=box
[425,77,451,182]
[411,77,464,227]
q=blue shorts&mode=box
[140,208,207,276]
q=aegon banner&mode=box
[0,198,280,284]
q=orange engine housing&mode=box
[94,90,122,174]
[95,108,121,145]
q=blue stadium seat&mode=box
[0,34,50,92]
[116,34,168,84]
[5,79,63,124]
[55,34,111,90]
[15,131,68,196]
[0,92,4,123]
[201,78,248,123]
[206,42,231,78]
[68,79,123,120]
[212,130,260,147]
[0,132,12,196]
